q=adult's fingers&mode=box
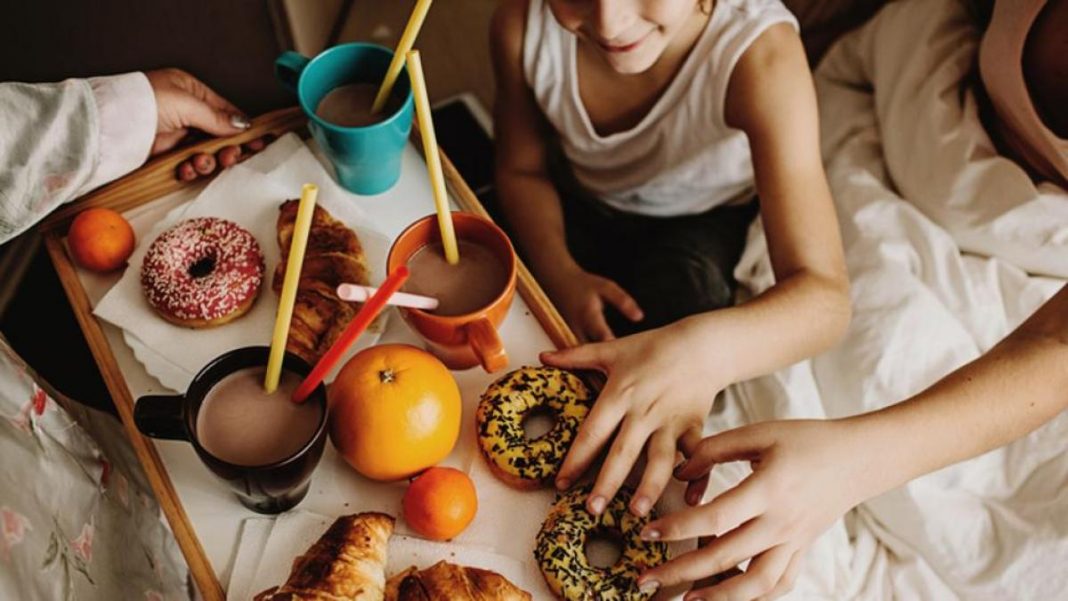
[631,429,677,517]
[588,415,649,515]
[176,160,197,181]
[678,425,709,506]
[598,278,644,322]
[153,128,188,155]
[216,145,242,168]
[685,545,794,601]
[554,380,628,489]
[685,473,710,506]
[675,426,769,481]
[244,136,267,152]
[693,555,743,590]
[642,477,765,541]
[176,94,246,137]
[760,549,802,600]
[192,153,217,175]
[679,425,704,459]
[639,519,775,589]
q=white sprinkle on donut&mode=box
[140,217,264,324]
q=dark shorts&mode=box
[550,153,757,336]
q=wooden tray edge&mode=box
[39,107,306,232]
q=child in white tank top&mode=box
[492,0,850,594]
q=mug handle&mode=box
[134,394,189,441]
[467,318,508,373]
[275,51,310,94]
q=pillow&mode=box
[780,0,888,62]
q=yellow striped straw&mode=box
[264,183,318,393]
[371,0,434,114]
[407,49,459,265]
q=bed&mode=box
[711,0,1068,597]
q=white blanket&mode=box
[716,0,1068,598]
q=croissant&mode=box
[384,561,532,601]
[274,199,370,365]
[256,512,395,601]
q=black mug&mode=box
[134,346,328,514]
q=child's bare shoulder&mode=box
[725,22,810,130]
[491,0,530,79]
[491,0,530,52]
[736,22,804,73]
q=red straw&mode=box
[291,266,410,403]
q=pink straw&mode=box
[291,266,410,403]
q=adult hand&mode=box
[540,318,721,518]
[543,265,643,342]
[637,419,879,600]
[145,68,250,155]
[174,135,275,182]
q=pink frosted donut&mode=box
[140,217,264,328]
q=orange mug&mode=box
[387,212,517,372]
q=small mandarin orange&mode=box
[403,467,478,541]
[68,208,135,272]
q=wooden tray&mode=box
[39,107,579,601]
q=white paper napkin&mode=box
[239,509,549,600]
[226,517,274,601]
[95,134,391,391]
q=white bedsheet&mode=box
[714,0,1068,598]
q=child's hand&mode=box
[540,320,720,517]
[543,265,643,342]
[637,419,878,600]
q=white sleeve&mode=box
[85,72,157,191]
[0,73,156,245]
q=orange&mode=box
[329,344,462,481]
[67,208,135,273]
[403,467,478,541]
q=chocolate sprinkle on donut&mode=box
[536,485,669,600]
[476,366,593,487]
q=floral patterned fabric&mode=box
[0,335,190,600]
[0,73,186,599]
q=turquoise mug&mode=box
[275,43,414,195]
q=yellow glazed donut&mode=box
[475,366,592,489]
[536,485,669,600]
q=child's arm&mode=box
[542,24,851,516]
[490,0,643,342]
[638,283,1068,600]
